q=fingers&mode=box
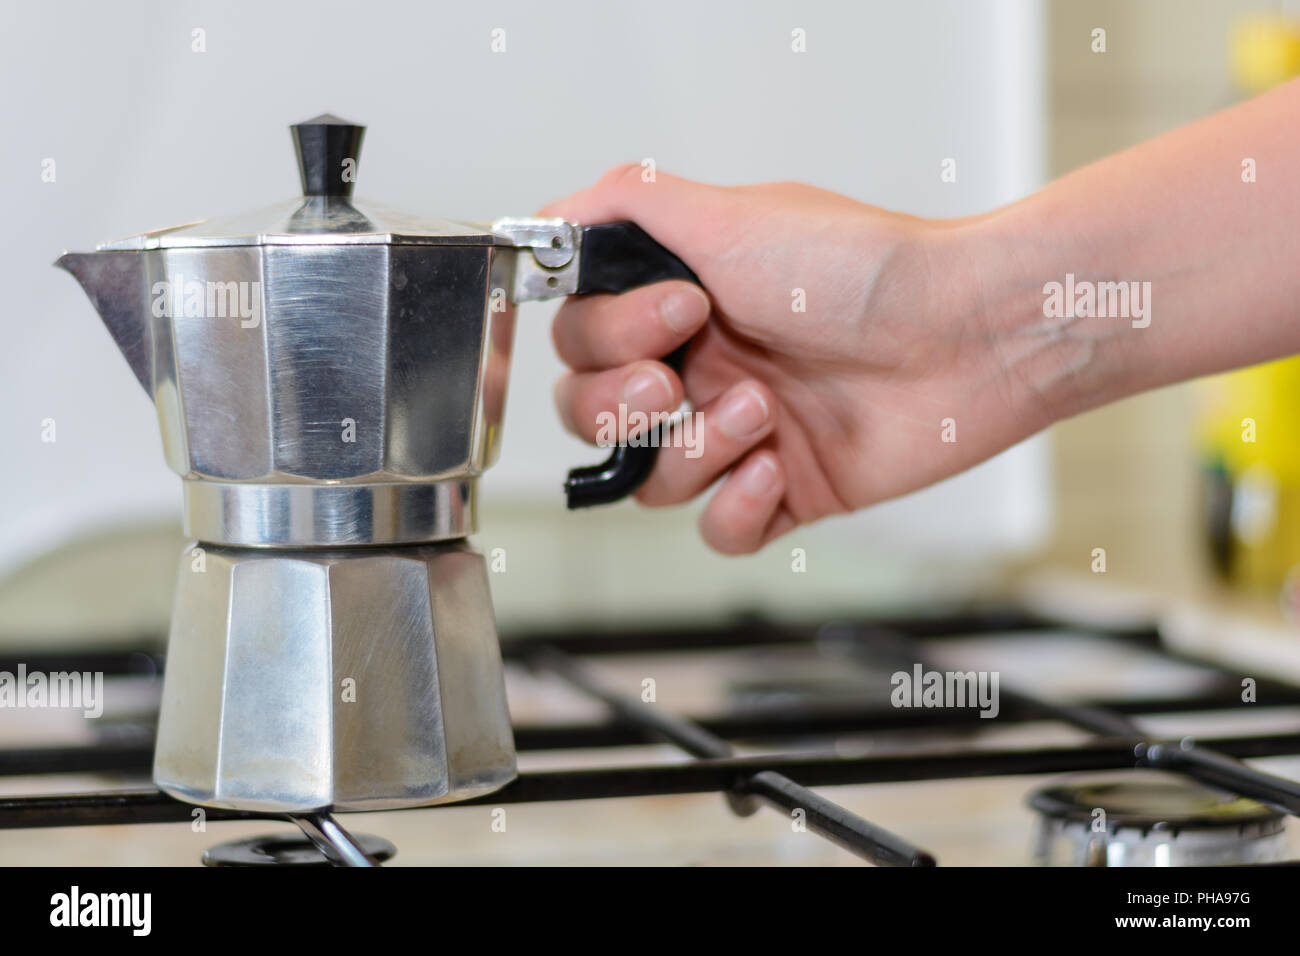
[698,450,794,555]
[554,364,794,554]
[635,380,777,506]
[554,360,683,441]
[552,281,710,371]
[540,166,795,554]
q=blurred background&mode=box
[1,0,1053,644]
[4,0,1300,642]
[5,0,1300,865]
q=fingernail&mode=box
[715,383,770,440]
[737,455,780,498]
[622,366,674,412]
[659,286,710,335]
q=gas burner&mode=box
[203,833,397,867]
[1029,770,1288,866]
[203,814,396,867]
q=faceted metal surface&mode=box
[61,244,512,482]
[154,543,516,812]
[56,241,517,546]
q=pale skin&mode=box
[541,78,1300,555]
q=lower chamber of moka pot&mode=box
[152,540,517,813]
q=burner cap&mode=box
[1028,770,1288,866]
[202,832,397,867]
[1028,770,1283,832]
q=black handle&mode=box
[564,222,702,509]
[291,113,365,199]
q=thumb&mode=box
[537,165,732,272]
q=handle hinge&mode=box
[490,217,582,302]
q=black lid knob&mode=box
[291,114,365,198]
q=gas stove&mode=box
[2,606,1300,867]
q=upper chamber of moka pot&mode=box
[56,114,515,548]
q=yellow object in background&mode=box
[1198,358,1300,483]
[1230,14,1300,95]
[1197,357,1300,591]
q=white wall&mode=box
[0,0,1047,574]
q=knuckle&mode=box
[597,163,645,194]
[602,320,645,366]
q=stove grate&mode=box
[2,608,1299,866]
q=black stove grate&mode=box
[3,607,1300,865]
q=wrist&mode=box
[942,205,1135,431]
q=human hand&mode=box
[542,168,1048,554]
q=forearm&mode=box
[954,76,1300,425]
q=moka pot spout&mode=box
[55,251,154,396]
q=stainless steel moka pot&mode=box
[56,114,698,813]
